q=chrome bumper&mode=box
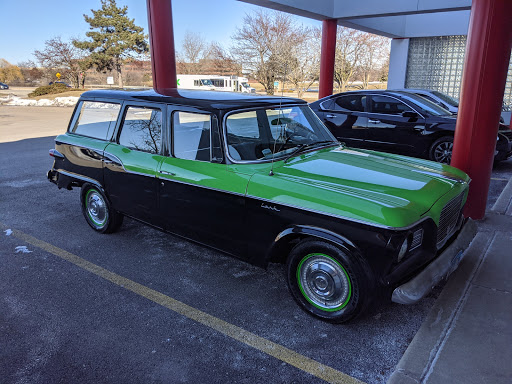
[392,218,477,305]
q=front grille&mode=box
[410,228,424,251]
[437,192,464,248]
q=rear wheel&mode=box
[286,239,373,323]
[80,184,123,233]
[429,136,453,164]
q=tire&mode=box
[429,136,454,164]
[286,239,373,323]
[80,184,123,233]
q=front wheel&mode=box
[286,239,373,323]
[80,184,123,233]
[429,136,454,164]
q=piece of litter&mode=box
[4,229,12,236]
[15,246,33,254]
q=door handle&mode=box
[326,114,336,118]
[368,119,381,124]
[159,170,176,176]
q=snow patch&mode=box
[0,95,79,107]
[15,246,33,254]
[4,229,12,236]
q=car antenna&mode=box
[269,64,287,176]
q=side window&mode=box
[370,95,413,115]
[173,112,211,161]
[70,101,120,140]
[416,94,441,106]
[226,111,260,139]
[332,95,366,112]
[118,106,162,154]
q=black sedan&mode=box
[310,90,512,164]
[0,82,9,89]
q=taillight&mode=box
[49,149,64,158]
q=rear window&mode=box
[118,106,163,154]
[70,101,121,140]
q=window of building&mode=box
[118,106,162,154]
[173,112,212,161]
[70,101,121,140]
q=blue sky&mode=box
[0,0,321,65]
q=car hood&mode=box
[246,146,469,228]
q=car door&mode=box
[319,94,368,147]
[157,108,250,257]
[103,102,166,226]
[366,95,427,156]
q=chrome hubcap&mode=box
[298,254,351,310]
[87,191,107,227]
[434,142,453,164]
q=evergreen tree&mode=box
[74,0,148,87]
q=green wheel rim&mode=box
[85,189,108,228]
[296,253,352,312]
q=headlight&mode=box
[397,238,409,262]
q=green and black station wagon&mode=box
[48,89,476,322]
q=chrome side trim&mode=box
[57,170,101,187]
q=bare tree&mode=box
[34,37,90,88]
[287,27,321,98]
[231,10,305,95]
[178,31,207,74]
[356,34,390,88]
[334,27,363,92]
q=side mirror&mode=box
[402,111,418,118]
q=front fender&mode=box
[266,225,361,264]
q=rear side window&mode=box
[118,106,162,154]
[333,95,366,112]
[370,95,413,115]
[70,101,121,140]
[173,112,211,161]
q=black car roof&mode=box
[310,89,416,106]
[80,89,305,111]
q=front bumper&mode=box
[391,218,477,305]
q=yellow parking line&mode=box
[0,223,364,384]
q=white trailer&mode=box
[209,76,256,93]
[177,75,215,90]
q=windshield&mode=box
[399,93,452,116]
[225,105,337,162]
[200,79,213,86]
[241,82,250,88]
[431,91,459,107]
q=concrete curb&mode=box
[387,232,492,384]
[490,176,512,214]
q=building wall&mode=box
[389,36,512,122]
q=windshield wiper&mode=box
[283,141,338,163]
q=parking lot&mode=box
[1,105,511,384]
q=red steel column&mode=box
[451,0,512,219]
[146,0,177,93]
[318,19,337,99]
